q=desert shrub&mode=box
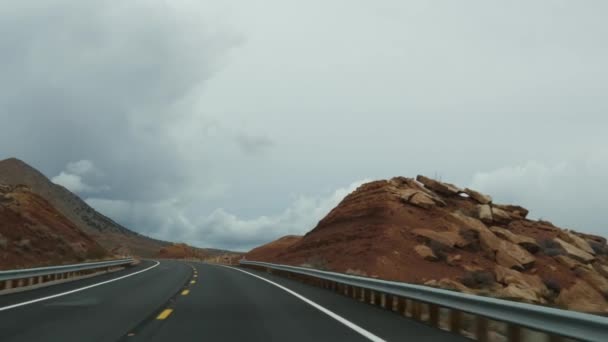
[543,278,561,294]
[461,271,495,289]
[428,240,448,261]
[589,241,608,256]
[538,239,565,257]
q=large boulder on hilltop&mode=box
[490,207,512,224]
[412,229,469,248]
[416,175,462,196]
[489,226,540,253]
[464,188,492,204]
[451,211,489,233]
[477,205,493,223]
[493,204,529,220]
[557,280,608,314]
[554,238,595,263]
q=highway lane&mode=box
[131,262,467,342]
[0,259,192,342]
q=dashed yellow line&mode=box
[156,309,173,320]
[190,280,196,284]
[181,289,190,296]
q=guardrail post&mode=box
[507,324,521,342]
[450,310,462,334]
[412,301,421,321]
[429,304,439,327]
[475,316,488,342]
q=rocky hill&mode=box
[0,158,168,257]
[0,184,108,269]
[246,176,608,314]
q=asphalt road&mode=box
[0,260,467,342]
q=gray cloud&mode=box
[2,1,608,250]
[235,134,275,155]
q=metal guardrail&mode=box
[241,260,608,342]
[0,258,134,282]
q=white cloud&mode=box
[52,160,108,194]
[470,157,608,236]
[87,179,368,251]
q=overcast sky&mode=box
[1,1,607,251]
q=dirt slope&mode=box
[0,158,169,257]
[0,184,108,269]
[247,176,608,314]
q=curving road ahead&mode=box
[0,260,466,342]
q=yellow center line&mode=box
[193,274,198,278]
[156,309,174,320]
[190,280,196,284]
[181,289,190,296]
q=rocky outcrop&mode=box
[554,238,595,263]
[554,255,580,269]
[414,244,438,261]
[493,204,529,220]
[495,242,535,270]
[557,280,608,314]
[416,175,462,196]
[464,188,492,204]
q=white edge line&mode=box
[220,265,386,342]
[0,261,161,312]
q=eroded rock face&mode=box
[414,244,438,261]
[416,175,462,196]
[493,204,529,220]
[464,188,492,204]
[557,280,608,314]
[554,238,595,263]
[491,207,512,224]
[412,229,469,248]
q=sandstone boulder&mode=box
[414,244,438,261]
[409,192,437,209]
[494,265,547,298]
[554,255,580,270]
[451,212,489,234]
[593,263,608,278]
[489,226,540,253]
[447,254,462,266]
[491,207,512,224]
[464,188,492,204]
[496,240,536,270]
[554,238,594,263]
[576,267,608,297]
[412,229,469,248]
[496,284,542,303]
[558,231,595,255]
[477,205,493,224]
[493,204,529,219]
[557,280,608,314]
[416,175,462,196]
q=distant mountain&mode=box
[0,184,108,269]
[0,158,169,257]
